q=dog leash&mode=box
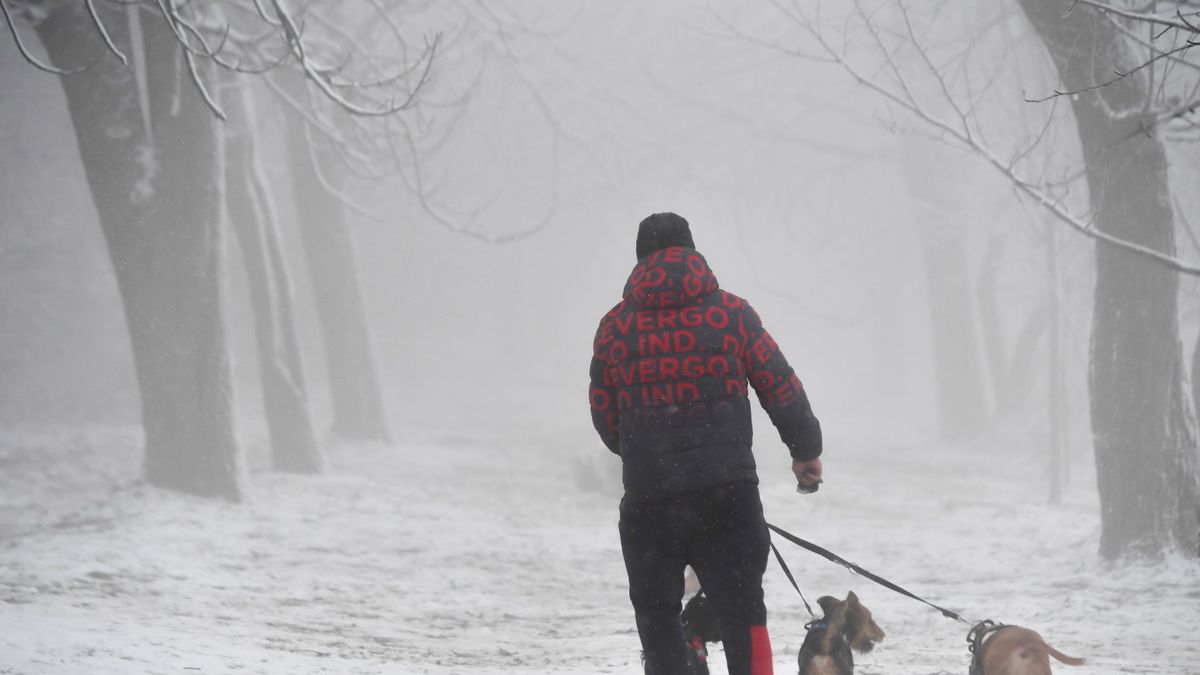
[766,522,973,626]
[767,539,818,620]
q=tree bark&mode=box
[1018,0,1200,558]
[224,84,323,473]
[283,103,391,443]
[35,5,242,499]
[1193,333,1200,442]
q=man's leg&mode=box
[689,482,773,675]
[619,495,696,675]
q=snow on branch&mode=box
[3,0,440,122]
[763,0,1200,276]
[6,0,565,244]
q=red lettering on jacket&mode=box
[610,341,628,362]
[723,334,742,358]
[659,357,680,380]
[705,306,729,329]
[638,360,657,383]
[674,330,697,353]
[614,361,637,387]
[642,332,671,356]
[767,380,797,407]
[617,390,633,410]
[590,388,611,410]
[751,332,779,365]
[639,383,701,405]
[614,314,635,337]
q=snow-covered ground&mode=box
[1,425,1197,674]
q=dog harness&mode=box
[967,620,1007,675]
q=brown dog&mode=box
[975,625,1085,675]
[796,591,885,675]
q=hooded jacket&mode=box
[589,247,822,499]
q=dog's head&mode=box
[681,592,722,643]
[817,591,886,654]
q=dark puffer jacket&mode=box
[589,247,821,499]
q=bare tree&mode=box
[31,3,242,498]
[1017,0,1199,558]
[6,0,439,497]
[899,135,990,439]
[741,0,1200,557]
[1065,1,1200,490]
[224,80,323,472]
[283,103,391,444]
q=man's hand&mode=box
[792,457,823,491]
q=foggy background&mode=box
[3,0,1200,672]
[2,1,1112,452]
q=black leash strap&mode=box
[767,539,816,619]
[766,522,971,625]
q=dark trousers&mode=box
[619,481,774,675]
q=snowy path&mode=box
[1,428,1197,674]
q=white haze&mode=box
[3,1,1198,673]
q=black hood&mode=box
[622,247,719,309]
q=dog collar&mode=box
[804,621,827,633]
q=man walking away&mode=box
[588,213,823,675]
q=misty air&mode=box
[1,1,1198,674]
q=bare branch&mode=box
[782,0,1200,276]
[1,0,95,74]
[1024,39,1196,103]
[269,0,438,117]
[183,43,227,120]
[1075,0,1199,33]
[85,0,128,66]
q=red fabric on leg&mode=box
[749,625,774,675]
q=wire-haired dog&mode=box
[973,624,1085,675]
[796,592,885,675]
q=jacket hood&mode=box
[622,247,720,308]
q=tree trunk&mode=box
[1193,333,1200,441]
[976,235,1008,412]
[900,137,990,439]
[283,103,391,443]
[1047,227,1066,504]
[224,84,323,473]
[1018,0,1200,558]
[35,5,242,499]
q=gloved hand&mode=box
[792,457,823,493]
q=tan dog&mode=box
[796,592,885,675]
[976,625,1085,675]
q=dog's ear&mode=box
[816,596,840,615]
[846,591,860,606]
